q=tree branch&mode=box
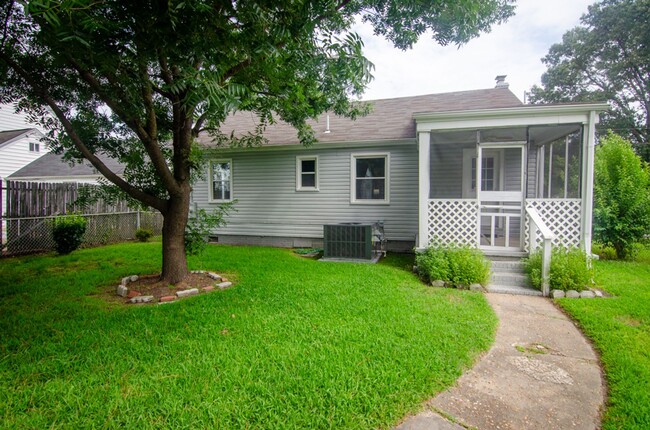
[0,51,168,212]
[65,56,181,195]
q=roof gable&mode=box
[0,128,39,149]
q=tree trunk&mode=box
[160,189,190,284]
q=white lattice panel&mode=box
[427,199,479,247]
[524,199,582,251]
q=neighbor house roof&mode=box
[9,152,124,179]
[197,87,523,147]
[0,128,38,149]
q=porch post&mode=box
[417,131,431,249]
[581,110,597,256]
[476,134,482,247]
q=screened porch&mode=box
[415,103,607,257]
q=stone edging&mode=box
[115,270,233,304]
[551,289,604,299]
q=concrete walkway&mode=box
[395,294,604,430]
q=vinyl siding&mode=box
[193,143,419,242]
[0,104,49,179]
[0,136,47,179]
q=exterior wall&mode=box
[0,104,49,181]
[0,104,45,132]
[0,136,48,179]
[192,143,419,245]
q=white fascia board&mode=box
[202,138,415,155]
[414,103,609,132]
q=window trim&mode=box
[29,141,40,152]
[296,155,319,191]
[350,152,390,205]
[208,159,233,203]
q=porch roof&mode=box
[414,102,610,133]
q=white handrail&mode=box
[526,206,554,297]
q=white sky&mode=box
[354,0,594,102]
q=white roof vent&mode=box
[495,75,509,89]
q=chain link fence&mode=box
[2,210,163,256]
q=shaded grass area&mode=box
[0,243,496,429]
[557,246,650,430]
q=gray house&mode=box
[194,81,607,263]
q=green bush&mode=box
[185,204,234,256]
[416,245,490,287]
[524,247,593,292]
[134,228,153,242]
[594,132,650,259]
[51,214,87,255]
[592,242,617,260]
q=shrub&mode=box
[594,132,650,259]
[51,214,87,255]
[592,242,617,260]
[185,204,234,256]
[416,245,490,287]
[524,247,593,292]
[135,228,153,242]
[415,247,449,283]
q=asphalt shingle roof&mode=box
[197,87,523,147]
[9,152,124,179]
[0,128,34,149]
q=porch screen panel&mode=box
[429,143,468,198]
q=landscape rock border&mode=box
[116,270,233,304]
[552,288,605,299]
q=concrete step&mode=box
[490,272,530,287]
[485,284,542,296]
[490,260,525,272]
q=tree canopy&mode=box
[0,0,514,283]
[528,0,650,159]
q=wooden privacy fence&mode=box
[1,180,163,256]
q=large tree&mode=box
[0,0,514,283]
[529,0,650,159]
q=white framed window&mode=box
[296,156,319,191]
[351,153,390,204]
[29,141,40,152]
[209,159,233,202]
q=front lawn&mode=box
[0,243,496,429]
[557,246,650,429]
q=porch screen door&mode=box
[464,144,526,250]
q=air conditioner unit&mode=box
[323,223,373,260]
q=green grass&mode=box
[0,243,497,429]
[557,246,650,429]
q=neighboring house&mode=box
[9,152,124,184]
[194,78,607,258]
[0,104,48,181]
